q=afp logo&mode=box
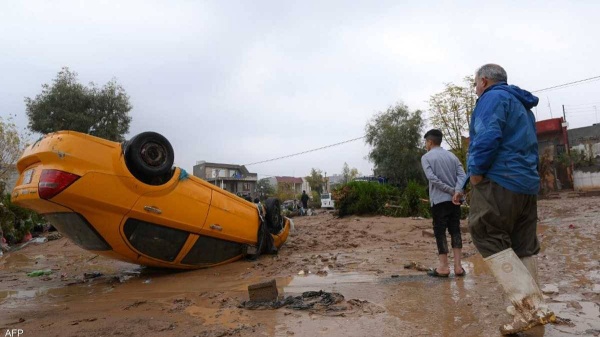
[5,329,24,337]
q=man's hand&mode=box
[470,175,483,186]
[452,192,463,205]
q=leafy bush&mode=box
[310,191,321,208]
[0,193,43,244]
[400,180,429,217]
[333,181,401,217]
[333,180,435,218]
[460,204,469,220]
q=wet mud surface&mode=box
[1,193,599,337]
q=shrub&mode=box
[399,180,429,217]
[0,193,43,244]
[333,181,401,217]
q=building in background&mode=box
[568,123,600,191]
[536,117,572,193]
[193,161,258,198]
[268,176,304,196]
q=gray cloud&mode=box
[2,1,600,178]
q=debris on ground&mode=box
[31,237,48,244]
[27,269,52,277]
[84,271,104,280]
[421,229,434,238]
[241,291,384,317]
[248,279,278,302]
[541,284,559,294]
[47,232,62,241]
[403,261,429,272]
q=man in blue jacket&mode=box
[468,64,555,335]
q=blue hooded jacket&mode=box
[468,82,540,195]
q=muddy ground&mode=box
[1,193,599,337]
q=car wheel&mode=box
[124,132,174,185]
[265,197,283,233]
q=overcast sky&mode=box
[2,1,600,179]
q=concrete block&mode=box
[248,279,278,302]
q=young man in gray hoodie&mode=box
[421,129,466,277]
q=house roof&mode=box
[194,161,253,175]
[275,176,303,184]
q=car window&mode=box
[123,218,189,262]
[181,235,244,266]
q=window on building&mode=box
[211,169,227,178]
[243,182,251,191]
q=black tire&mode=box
[124,132,174,185]
[265,198,283,233]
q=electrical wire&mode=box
[244,136,366,166]
[532,75,600,93]
[244,75,600,167]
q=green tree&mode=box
[0,116,27,187]
[0,117,36,244]
[257,178,275,199]
[341,162,359,183]
[427,76,475,165]
[305,168,324,194]
[365,103,425,189]
[24,67,132,142]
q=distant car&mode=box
[282,200,298,211]
[321,192,335,209]
[11,131,291,269]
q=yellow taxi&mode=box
[11,131,291,269]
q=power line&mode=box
[532,75,600,93]
[244,76,600,168]
[564,101,600,107]
[244,136,366,166]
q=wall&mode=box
[568,124,600,191]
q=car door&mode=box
[201,190,259,244]
[121,175,212,262]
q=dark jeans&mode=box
[468,178,539,258]
[431,201,462,255]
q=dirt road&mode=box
[1,194,599,337]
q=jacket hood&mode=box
[488,82,539,110]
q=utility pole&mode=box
[594,105,598,124]
[547,97,553,118]
[562,105,566,122]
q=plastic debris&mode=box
[31,237,48,244]
[27,269,52,277]
[178,169,189,180]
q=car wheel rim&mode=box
[140,142,167,167]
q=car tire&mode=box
[265,197,283,233]
[124,132,174,185]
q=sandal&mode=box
[455,267,466,277]
[427,268,450,278]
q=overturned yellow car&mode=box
[11,131,291,269]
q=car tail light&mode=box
[38,169,80,200]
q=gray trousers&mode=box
[468,178,540,258]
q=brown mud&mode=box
[1,193,599,337]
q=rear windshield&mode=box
[44,213,111,251]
